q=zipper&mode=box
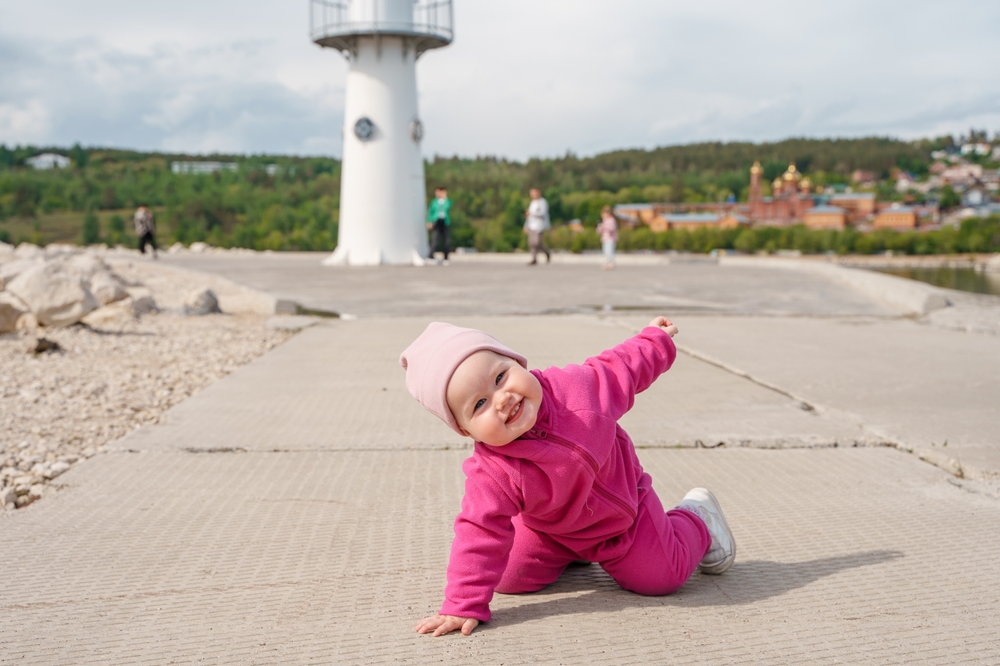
[529,429,636,521]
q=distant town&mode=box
[613,143,1000,235]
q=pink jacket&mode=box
[598,214,618,243]
[440,327,676,621]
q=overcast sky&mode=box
[1,1,999,160]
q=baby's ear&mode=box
[457,426,471,438]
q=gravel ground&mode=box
[1,305,292,511]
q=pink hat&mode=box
[399,322,527,434]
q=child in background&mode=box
[598,205,618,269]
[399,319,736,637]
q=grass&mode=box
[0,208,162,247]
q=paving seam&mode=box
[605,314,991,484]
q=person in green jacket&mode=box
[426,186,453,265]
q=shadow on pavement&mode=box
[489,550,903,629]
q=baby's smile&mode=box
[506,399,523,424]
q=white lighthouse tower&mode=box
[311,0,453,266]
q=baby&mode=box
[399,318,735,637]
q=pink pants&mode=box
[495,489,711,596]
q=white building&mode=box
[171,161,239,175]
[960,142,993,156]
[26,153,71,170]
[311,0,454,266]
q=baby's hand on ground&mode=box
[649,316,679,338]
[415,614,480,637]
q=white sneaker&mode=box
[677,488,736,575]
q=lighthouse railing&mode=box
[310,0,453,47]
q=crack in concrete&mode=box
[606,316,818,412]
[604,315,994,485]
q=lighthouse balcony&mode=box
[311,0,453,55]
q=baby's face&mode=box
[446,350,542,446]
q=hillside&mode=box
[1,136,992,256]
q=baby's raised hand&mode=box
[415,613,480,637]
[649,316,679,338]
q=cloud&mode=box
[0,34,345,155]
[1,0,999,159]
[0,100,51,143]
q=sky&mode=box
[1,0,999,161]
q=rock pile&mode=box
[1,241,295,511]
[0,242,139,332]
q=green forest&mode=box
[1,136,998,255]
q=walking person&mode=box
[598,205,618,270]
[523,188,550,265]
[427,186,452,265]
[133,204,158,259]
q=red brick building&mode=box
[748,161,816,225]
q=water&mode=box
[876,266,1000,296]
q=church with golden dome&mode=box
[748,161,817,225]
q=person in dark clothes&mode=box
[133,204,158,259]
[427,186,453,265]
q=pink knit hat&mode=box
[399,322,527,434]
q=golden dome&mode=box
[772,177,783,191]
[800,176,812,188]
[750,160,763,175]
[782,163,800,181]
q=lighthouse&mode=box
[311,0,454,266]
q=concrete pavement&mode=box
[161,251,1000,478]
[3,254,1000,664]
[157,251,894,317]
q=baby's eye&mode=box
[495,371,505,385]
[474,398,486,411]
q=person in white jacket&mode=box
[523,188,551,265]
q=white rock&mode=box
[15,243,44,260]
[0,291,30,334]
[130,294,158,315]
[189,242,209,254]
[49,461,71,478]
[0,240,15,262]
[81,301,136,327]
[89,271,128,305]
[0,258,44,288]
[1,487,16,508]
[168,242,185,254]
[16,312,39,332]
[60,253,111,281]
[184,288,221,315]
[82,293,157,325]
[14,475,36,488]
[29,483,45,498]
[5,263,99,327]
[44,243,78,258]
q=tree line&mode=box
[1,136,995,255]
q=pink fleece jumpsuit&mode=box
[439,327,712,622]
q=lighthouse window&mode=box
[410,119,424,143]
[354,117,376,142]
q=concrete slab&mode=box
[159,252,894,318]
[113,317,865,455]
[6,252,999,664]
[613,315,1000,478]
[2,443,998,664]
